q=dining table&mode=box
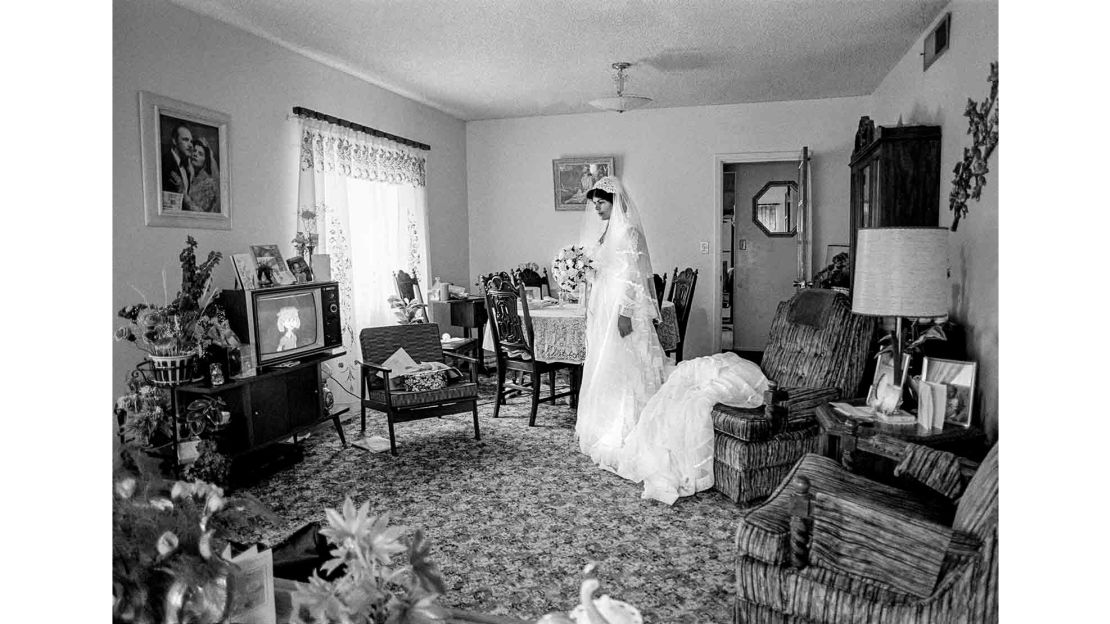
[482,300,679,365]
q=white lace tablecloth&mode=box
[483,301,678,365]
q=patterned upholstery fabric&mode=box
[894,444,968,500]
[368,381,478,408]
[809,493,953,598]
[735,454,951,566]
[712,290,876,504]
[732,446,999,624]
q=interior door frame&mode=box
[711,151,808,354]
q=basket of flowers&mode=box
[116,236,240,386]
[552,245,595,303]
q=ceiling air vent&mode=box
[923,12,951,71]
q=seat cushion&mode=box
[367,381,478,408]
[712,387,837,442]
[735,454,952,567]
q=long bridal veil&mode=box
[575,177,668,471]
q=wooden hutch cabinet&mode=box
[848,119,942,289]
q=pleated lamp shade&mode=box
[852,227,949,318]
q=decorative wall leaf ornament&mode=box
[948,62,998,231]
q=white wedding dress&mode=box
[614,352,769,504]
[575,177,669,472]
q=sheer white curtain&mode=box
[297,117,429,394]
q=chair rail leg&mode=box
[472,401,480,440]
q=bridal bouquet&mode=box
[552,245,595,294]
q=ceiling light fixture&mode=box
[589,62,653,113]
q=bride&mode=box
[575,176,669,472]
[575,176,770,505]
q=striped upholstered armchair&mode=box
[733,442,998,623]
[713,289,876,504]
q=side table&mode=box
[815,401,987,474]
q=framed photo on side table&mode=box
[921,357,977,428]
[139,91,232,229]
[552,156,615,211]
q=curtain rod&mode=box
[292,106,431,151]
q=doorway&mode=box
[714,149,811,356]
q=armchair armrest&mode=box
[766,382,841,431]
[788,475,979,598]
[356,360,392,400]
[859,434,974,500]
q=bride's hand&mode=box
[617,314,632,337]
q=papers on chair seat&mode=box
[382,347,419,376]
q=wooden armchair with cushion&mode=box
[358,323,480,455]
[733,442,998,623]
[712,289,876,504]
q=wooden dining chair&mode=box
[652,273,667,308]
[666,267,699,362]
[483,275,578,426]
[514,266,552,299]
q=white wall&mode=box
[870,0,999,439]
[466,96,870,358]
[113,0,469,396]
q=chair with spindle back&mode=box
[483,274,579,426]
[665,267,698,362]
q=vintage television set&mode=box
[220,281,342,369]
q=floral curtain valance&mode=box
[299,118,426,188]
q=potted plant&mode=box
[113,447,276,624]
[289,497,447,624]
[387,295,427,325]
[116,236,239,385]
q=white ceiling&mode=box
[170,0,950,121]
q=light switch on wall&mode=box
[699,241,710,254]
[739,239,747,250]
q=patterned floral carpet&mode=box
[238,373,741,623]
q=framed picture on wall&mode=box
[552,156,615,211]
[139,91,232,230]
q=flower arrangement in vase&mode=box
[552,245,595,303]
[289,497,447,624]
[116,236,240,384]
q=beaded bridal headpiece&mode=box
[591,176,617,194]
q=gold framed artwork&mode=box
[552,156,615,211]
[139,91,232,229]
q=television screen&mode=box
[255,292,320,358]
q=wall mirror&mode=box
[752,180,798,237]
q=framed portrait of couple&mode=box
[139,91,232,230]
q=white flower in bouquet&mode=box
[552,245,594,293]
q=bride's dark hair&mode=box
[585,188,613,203]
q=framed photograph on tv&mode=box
[230,253,258,290]
[921,357,977,428]
[287,256,314,283]
[139,91,232,230]
[250,244,296,287]
[552,156,615,211]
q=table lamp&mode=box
[852,227,949,401]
